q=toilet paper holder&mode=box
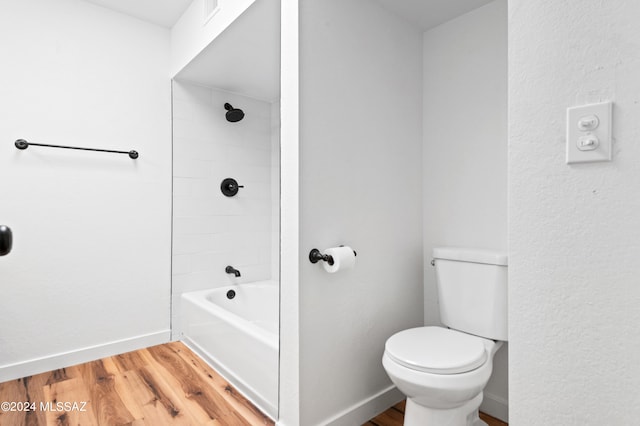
[309,246,357,265]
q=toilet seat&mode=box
[385,326,488,375]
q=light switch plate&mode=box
[566,101,612,164]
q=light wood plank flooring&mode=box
[0,342,273,426]
[364,400,508,426]
[0,342,508,426]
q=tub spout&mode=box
[225,265,241,277]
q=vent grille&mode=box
[204,0,220,24]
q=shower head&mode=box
[224,103,245,122]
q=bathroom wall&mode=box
[172,81,277,337]
[0,0,171,381]
[292,0,424,424]
[171,0,255,76]
[422,1,508,420]
[270,102,281,283]
[278,0,300,422]
[509,0,640,423]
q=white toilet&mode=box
[382,247,507,426]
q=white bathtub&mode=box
[181,281,279,419]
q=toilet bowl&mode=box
[383,326,502,426]
[382,247,508,426]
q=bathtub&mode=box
[181,281,278,419]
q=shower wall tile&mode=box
[173,159,211,178]
[173,233,232,255]
[172,254,191,275]
[173,196,271,218]
[173,139,229,163]
[189,251,233,272]
[172,178,208,197]
[172,99,217,122]
[173,271,218,292]
[172,82,212,104]
[172,80,277,339]
[173,264,273,295]
[173,215,271,235]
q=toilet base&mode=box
[404,393,486,426]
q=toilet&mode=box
[382,247,507,426]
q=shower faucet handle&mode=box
[221,178,244,197]
[0,225,13,256]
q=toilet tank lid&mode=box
[433,247,508,266]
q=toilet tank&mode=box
[433,247,508,341]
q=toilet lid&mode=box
[385,327,488,374]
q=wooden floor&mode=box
[0,342,507,426]
[0,342,273,426]
[364,400,508,426]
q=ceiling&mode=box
[83,0,192,27]
[83,0,494,31]
[175,0,281,102]
[373,0,495,30]
[81,0,495,101]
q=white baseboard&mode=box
[321,385,404,426]
[0,330,170,383]
[480,391,508,423]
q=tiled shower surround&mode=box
[171,80,279,337]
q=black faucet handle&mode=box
[0,225,12,256]
[221,178,244,197]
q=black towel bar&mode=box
[15,139,138,159]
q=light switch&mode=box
[577,135,599,151]
[566,101,612,164]
[577,115,599,131]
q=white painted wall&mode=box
[172,81,276,337]
[170,0,255,77]
[0,0,171,381]
[271,101,281,283]
[278,0,300,423]
[509,0,640,424]
[295,1,423,424]
[422,1,508,420]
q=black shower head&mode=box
[224,103,245,122]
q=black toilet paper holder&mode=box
[308,246,357,265]
[309,248,334,265]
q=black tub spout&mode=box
[225,265,241,277]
